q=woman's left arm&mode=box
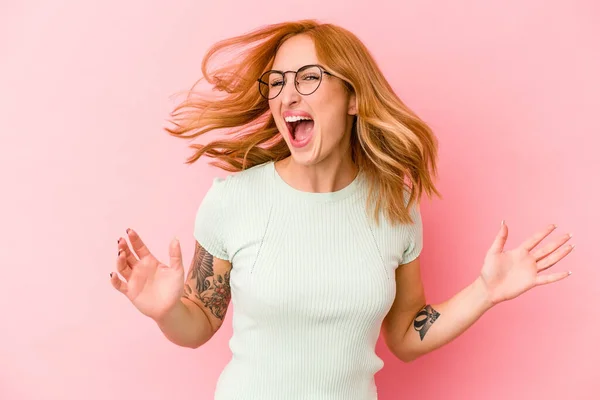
[382,221,573,362]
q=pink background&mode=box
[1,1,598,399]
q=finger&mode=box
[488,220,509,254]
[535,270,571,286]
[116,249,132,280]
[109,272,128,294]
[168,237,184,271]
[117,237,138,266]
[521,224,557,252]
[126,228,152,259]
[531,233,573,263]
[537,243,575,272]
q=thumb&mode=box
[168,237,184,271]
[489,220,509,255]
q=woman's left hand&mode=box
[479,221,574,305]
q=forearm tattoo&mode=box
[183,242,231,320]
[413,305,440,341]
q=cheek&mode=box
[268,100,283,131]
[317,90,350,124]
[315,103,348,134]
[268,99,278,114]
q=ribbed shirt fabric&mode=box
[193,161,423,400]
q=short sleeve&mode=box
[401,200,423,265]
[193,177,229,261]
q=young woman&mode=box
[110,20,573,400]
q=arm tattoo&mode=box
[183,242,231,321]
[413,304,440,341]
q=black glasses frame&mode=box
[257,64,333,100]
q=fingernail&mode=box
[126,228,131,234]
[501,220,505,226]
[110,272,113,278]
[568,271,572,275]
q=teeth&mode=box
[284,115,313,123]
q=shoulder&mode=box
[375,186,421,229]
[366,186,423,265]
[368,185,422,245]
[229,161,273,187]
[207,161,273,195]
[201,161,275,218]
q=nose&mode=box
[279,73,300,106]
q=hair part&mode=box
[165,19,441,225]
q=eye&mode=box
[302,74,320,81]
[270,79,283,87]
[297,71,320,81]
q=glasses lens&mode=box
[259,71,284,99]
[295,66,322,95]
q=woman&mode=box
[109,20,573,399]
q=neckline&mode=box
[269,161,362,203]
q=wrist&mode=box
[472,276,497,312]
[153,299,185,327]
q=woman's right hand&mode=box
[110,228,185,321]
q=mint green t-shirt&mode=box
[194,161,422,400]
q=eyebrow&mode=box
[268,63,325,73]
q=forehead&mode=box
[271,34,320,71]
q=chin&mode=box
[288,155,321,167]
[287,149,319,165]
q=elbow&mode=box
[169,339,202,349]
[186,334,212,349]
[180,337,207,349]
[184,339,202,349]
[170,331,212,349]
[397,353,420,363]
[393,347,422,363]
[383,324,424,363]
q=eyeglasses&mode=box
[257,64,333,100]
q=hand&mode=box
[479,221,573,305]
[110,228,185,321]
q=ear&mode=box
[347,92,357,116]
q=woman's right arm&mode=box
[154,241,232,349]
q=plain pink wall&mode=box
[1,1,598,399]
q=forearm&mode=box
[154,298,214,349]
[396,277,495,361]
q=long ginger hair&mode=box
[165,20,441,225]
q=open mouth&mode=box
[285,116,314,143]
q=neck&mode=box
[275,153,358,194]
